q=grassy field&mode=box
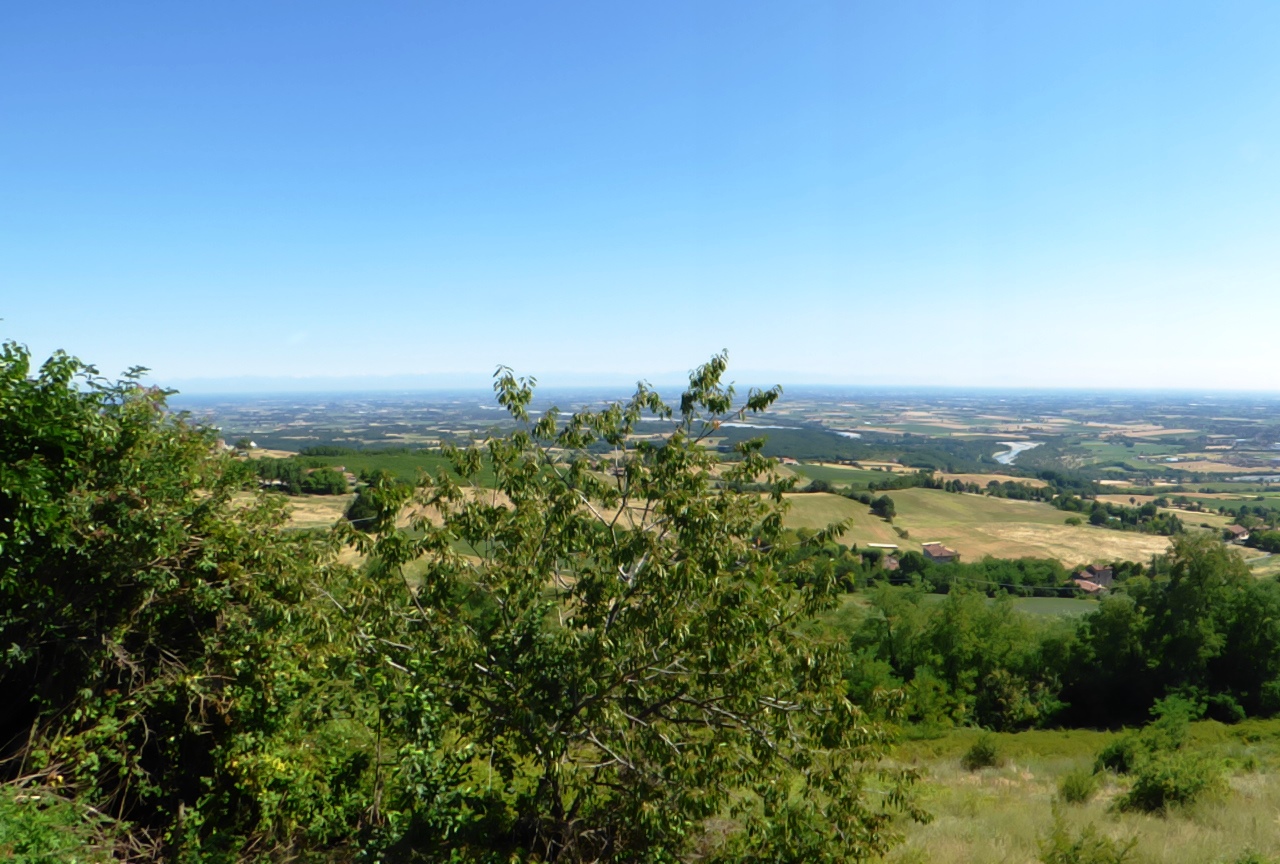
[1096,495,1237,530]
[789,462,896,487]
[886,489,1173,565]
[284,493,356,529]
[889,720,1280,864]
[305,449,496,484]
[780,493,903,545]
[780,490,1174,565]
[1250,555,1280,578]
[1080,440,1180,466]
[1009,596,1100,616]
[937,472,1048,489]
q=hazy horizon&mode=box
[162,371,1280,399]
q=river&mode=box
[993,441,1042,465]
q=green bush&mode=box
[0,788,114,864]
[1116,750,1223,813]
[1230,852,1278,864]
[1057,768,1098,804]
[1038,816,1136,864]
[1095,735,1140,775]
[961,733,1002,771]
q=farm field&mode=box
[1008,596,1099,616]
[789,462,896,487]
[935,471,1047,488]
[284,493,356,529]
[1250,555,1280,578]
[305,449,495,484]
[884,489,1172,565]
[1095,495,1236,530]
[889,720,1280,864]
[780,490,1174,565]
[780,493,903,545]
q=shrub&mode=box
[870,494,896,520]
[1057,768,1098,804]
[1095,735,1140,775]
[1065,516,1083,526]
[0,788,115,864]
[961,733,1002,771]
[1116,751,1223,813]
[1230,852,1278,864]
[1039,817,1136,864]
[1207,693,1247,724]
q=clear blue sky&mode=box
[3,2,1278,391]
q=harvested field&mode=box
[935,472,1047,489]
[287,494,355,529]
[886,489,1172,565]
[1167,461,1257,473]
[244,447,297,459]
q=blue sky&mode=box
[3,2,1278,391]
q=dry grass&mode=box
[243,447,296,459]
[1095,496,1235,530]
[936,472,1048,489]
[286,494,355,529]
[781,493,902,546]
[780,490,1176,565]
[888,489,1172,565]
[1168,461,1255,473]
[1250,556,1280,578]
[889,723,1280,864]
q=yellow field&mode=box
[286,494,356,528]
[1167,461,1251,473]
[1095,495,1235,530]
[243,447,296,459]
[936,472,1048,489]
[781,490,1175,565]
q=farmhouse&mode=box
[1084,564,1114,588]
[1225,524,1251,543]
[862,543,901,572]
[921,542,958,564]
[1072,578,1105,595]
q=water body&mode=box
[717,422,801,430]
[994,441,1043,465]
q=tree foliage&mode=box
[1,344,923,862]
[341,353,925,861]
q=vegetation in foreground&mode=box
[1,344,923,861]
[889,718,1280,864]
[4,341,1280,862]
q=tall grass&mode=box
[888,720,1280,864]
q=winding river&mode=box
[993,441,1042,465]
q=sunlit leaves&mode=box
[352,352,918,861]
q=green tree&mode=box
[870,494,896,520]
[300,465,349,494]
[0,342,364,857]
[344,354,925,861]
